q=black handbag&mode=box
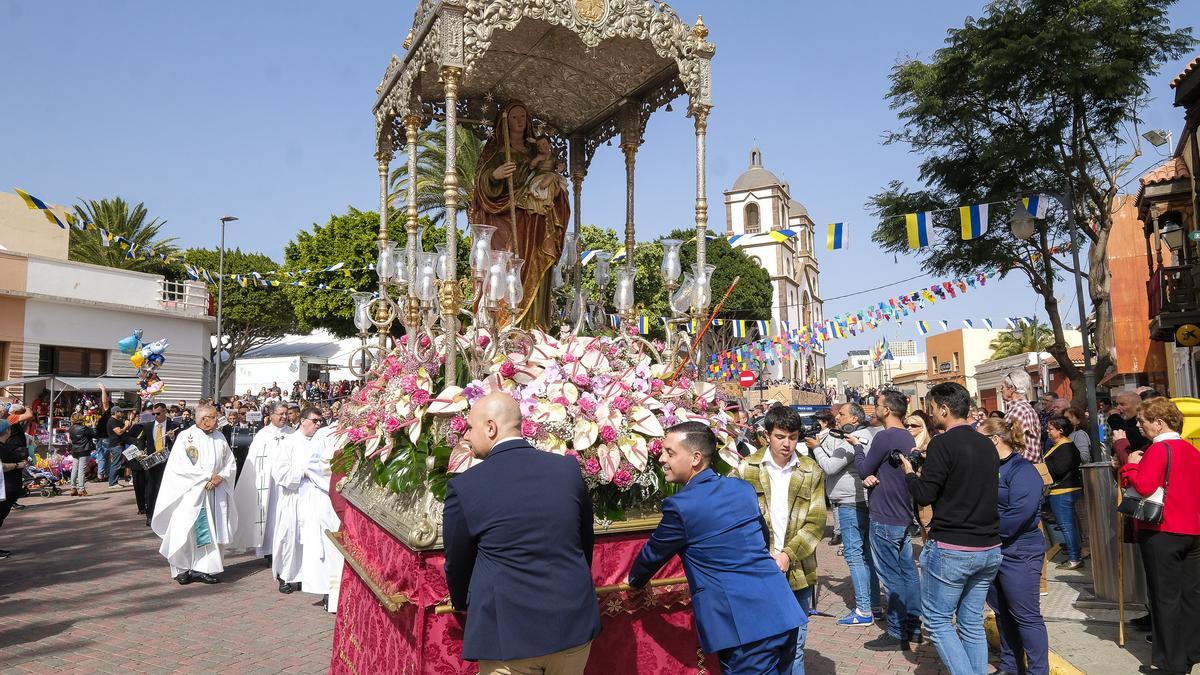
[1117,442,1170,525]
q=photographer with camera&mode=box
[855,390,922,651]
[897,382,1001,674]
[812,403,882,627]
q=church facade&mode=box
[723,147,826,384]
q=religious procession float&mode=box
[327,1,731,672]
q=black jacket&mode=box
[1045,440,1082,492]
[68,424,95,458]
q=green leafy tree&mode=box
[182,248,296,392]
[388,123,485,225]
[868,0,1193,404]
[989,321,1054,359]
[69,197,179,276]
[283,208,468,337]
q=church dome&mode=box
[731,146,782,191]
[788,199,809,218]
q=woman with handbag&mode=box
[979,417,1050,675]
[1120,397,1200,675]
[1044,416,1084,570]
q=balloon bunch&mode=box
[118,329,171,401]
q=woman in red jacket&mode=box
[1120,397,1200,675]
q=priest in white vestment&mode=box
[271,406,323,593]
[151,404,237,584]
[229,403,294,556]
[297,423,345,610]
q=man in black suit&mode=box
[442,393,600,673]
[144,402,179,526]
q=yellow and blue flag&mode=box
[636,316,652,334]
[766,229,795,243]
[959,204,989,240]
[917,320,930,335]
[1022,194,1048,219]
[827,222,847,250]
[755,320,771,336]
[14,188,50,211]
[732,320,747,338]
[905,212,933,249]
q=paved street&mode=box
[0,482,334,674]
[3,479,1190,674]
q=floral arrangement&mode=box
[334,330,738,520]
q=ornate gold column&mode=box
[440,66,462,377]
[404,114,421,292]
[691,104,711,359]
[376,143,394,352]
[568,136,587,328]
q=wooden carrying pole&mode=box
[667,275,740,385]
[434,576,688,615]
[1117,490,1126,646]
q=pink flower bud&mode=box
[500,361,517,379]
[600,425,618,444]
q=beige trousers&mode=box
[478,640,592,675]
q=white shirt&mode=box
[761,451,799,554]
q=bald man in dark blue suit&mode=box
[628,421,804,674]
[443,393,600,673]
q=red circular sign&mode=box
[738,370,756,388]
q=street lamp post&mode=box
[1009,188,1100,450]
[214,215,238,402]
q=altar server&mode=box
[270,406,322,594]
[628,421,803,675]
[297,423,344,611]
[151,404,238,585]
[230,403,293,556]
[443,393,600,673]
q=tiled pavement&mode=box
[0,481,334,674]
[3,480,1186,674]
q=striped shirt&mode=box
[1005,399,1042,463]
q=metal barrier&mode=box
[1080,463,1147,605]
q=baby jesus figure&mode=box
[517,135,568,216]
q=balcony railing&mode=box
[1147,264,1200,319]
[159,280,210,316]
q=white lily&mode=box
[619,434,649,471]
[574,420,599,450]
[628,406,664,437]
[427,386,467,414]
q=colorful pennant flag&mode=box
[917,320,930,336]
[983,318,994,330]
[905,212,933,249]
[826,223,847,250]
[959,204,989,240]
[963,319,974,328]
[1022,194,1048,219]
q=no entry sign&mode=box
[738,370,756,388]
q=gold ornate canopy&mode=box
[368,0,715,382]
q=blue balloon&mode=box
[148,353,165,367]
[117,335,141,355]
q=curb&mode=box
[984,614,1084,675]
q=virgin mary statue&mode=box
[469,100,569,329]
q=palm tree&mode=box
[69,198,179,275]
[388,123,485,225]
[989,321,1054,359]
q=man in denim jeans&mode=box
[898,382,1001,674]
[855,391,922,651]
[812,403,880,627]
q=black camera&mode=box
[827,424,858,440]
[887,449,924,472]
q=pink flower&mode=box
[562,353,577,363]
[521,419,541,438]
[612,469,634,489]
[399,335,410,346]
[584,458,601,475]
[500,361,517,378]
[648,439,663,456]
[578,396,598,414]
[679,377,693,388]
[696,398,709,412]
[365,412,379,428]
[572,374,590,388]
[419,335,431,348]
[410,389,430,406]
[552,396,570,407]
[600,425,618,444]
[565,449,581,462]
[399,375,419,394]
[450,416,467,434]
[612,396,631,413]
[650,378,664,392]
[477,335,491,348]
[347,427,367,443]
[384,416,403,433]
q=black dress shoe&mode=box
[0,549,12,559]
[1131,613,1152,630]
[279,579,295,594]
[191,572,220,584]
[175,572,194,585]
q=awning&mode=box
[0,375,141,392]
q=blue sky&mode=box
[3,1,1196,363]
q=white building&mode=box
[0,191,213,408]
[723,147,825,383]
[233,330,362,396]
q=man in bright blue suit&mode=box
[443,393,600,674]
[627,421,804,674]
